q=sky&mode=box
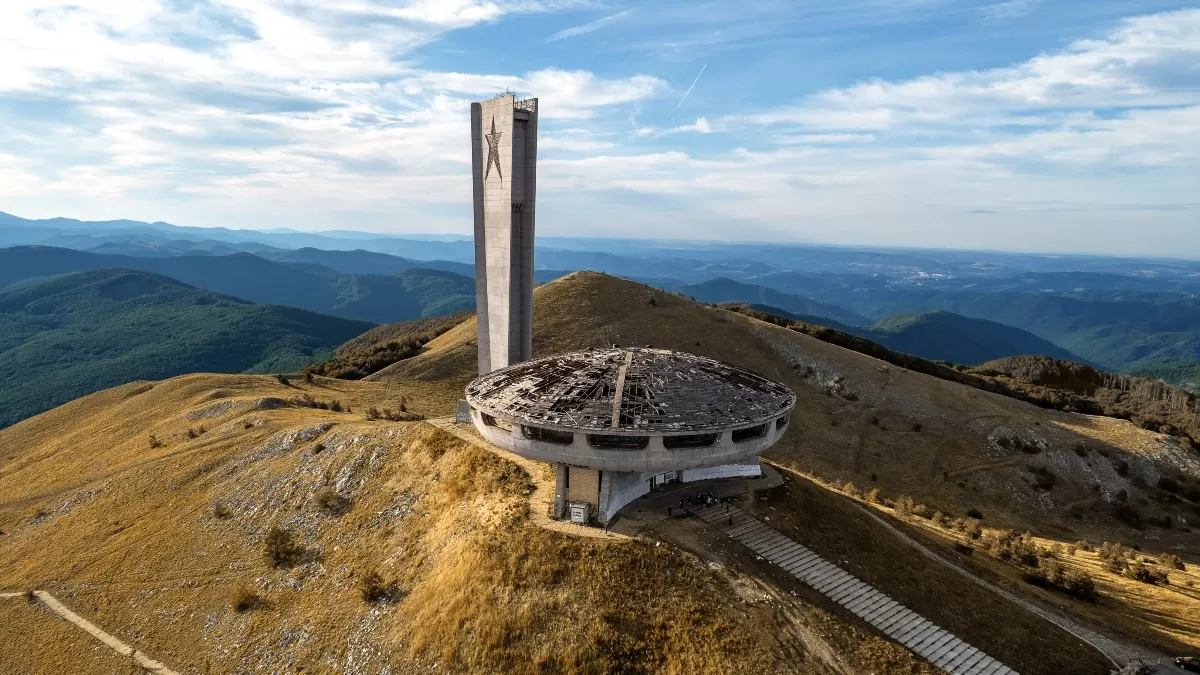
[0,0,1198,256]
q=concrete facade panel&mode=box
[472,94,536,374]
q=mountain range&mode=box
[0,246,473,324]
[0,269,372,428]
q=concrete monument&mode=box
[470,94,538,374]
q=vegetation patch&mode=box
[723,305,1200,446]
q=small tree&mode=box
[360,571,401,604]
[230,584,261,613]
[314,487,347,515]
[264,526,302,568]
[276,374,290,386]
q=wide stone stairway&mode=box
[694,505,1018,675]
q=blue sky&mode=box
[1,1,1198,255]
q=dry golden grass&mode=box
[0,371,873,674]
[827,477,1200,656]
[740,469,1115,675]
[3,270,1197,672]
[366,271,1200,658]
[0,599,136,674]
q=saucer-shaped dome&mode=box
[466,348,795,434]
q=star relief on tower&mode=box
[484,117,502,181]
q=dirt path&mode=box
[853,503,1187,674]
[425,417,628,540]
[2,590,181,674]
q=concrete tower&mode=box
[471,94,538,375]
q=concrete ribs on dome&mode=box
[466,347,796,433]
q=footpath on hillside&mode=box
[1,591,180,674]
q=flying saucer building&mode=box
[465,94,795,525]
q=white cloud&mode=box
[639,117,713,137]
[740,8,1200,133]
[0,0,662,223]
[546,9,633,42]
[0,3,1197,254]
[980,0,1040,23]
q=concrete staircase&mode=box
[695,505,1017,675]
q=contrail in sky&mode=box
[674,63,707,112]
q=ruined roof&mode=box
[466,348,795,433]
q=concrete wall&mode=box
[471,95,537,374]
[597,470,650,524]
[680,462,762,482]
[471,408,789,473]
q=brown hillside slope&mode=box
[374,272,1200,548]
[370,272,1200,654]
[0,373,932,674]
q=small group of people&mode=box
[669,492,730,514]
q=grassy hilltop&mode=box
[1,271,1197,674]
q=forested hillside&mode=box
[0,246,474,324]
[0,269,373,427]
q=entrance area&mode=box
[608,463,784,536]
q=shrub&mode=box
[1159,553,1186,571]
[186,426,205,439]
[1028,465,1056,490]
[866,488,881,504]
[242,420,254,430]
[1123,561,1169,585]
[313,442,325,455]
[304,371,314,383]
[895,495,933,519]
[330,400,343,413]
[1157,476,1180,493]
[23,590,36,604]
[952,517,983,540]
[366,407,380,420]
[1111,503,1142,528]
[1150,514,1173,528]
[212,501,233,519]
[230,584,262,613]
[264,526,303,568]
[1074,539,1093,552]
[276,374,290,386]
[966,508,983,519]
[1024,559,1098,600]
[1098,542,1132,573]
[148,434,162,449]
[360,571,402,604]
[842,482,859,498]
[314,487,348,515]
[984,529,1039,566]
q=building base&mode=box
[551,461,762,525]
